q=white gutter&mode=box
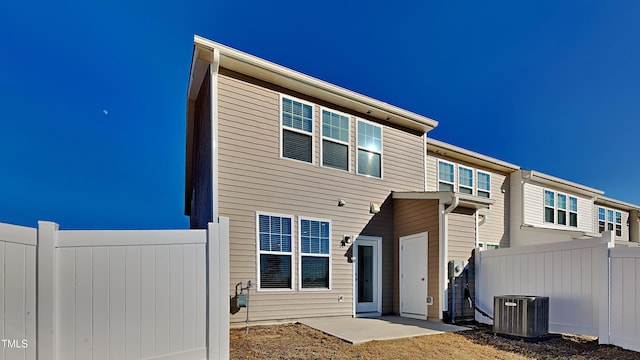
[211,48,220,222]
[439,194,459,317]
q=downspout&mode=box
[439,194,459,319]
[210,48,220,223]
[423,134,428,191]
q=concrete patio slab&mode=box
[298,316,470,344]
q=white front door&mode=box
[400,232,429,319]
[354,237,381,316]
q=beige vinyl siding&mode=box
[447,207,476,261]
[217,70,425,322]
[427,153,510,247]
[393,199,440,319]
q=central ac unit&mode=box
[493,295,549,338]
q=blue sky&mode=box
[1,1,639,229]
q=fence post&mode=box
[208,218,230,360]
[597,236,612,345]
[37,221,59,360]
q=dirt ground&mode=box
[230,323,639,359]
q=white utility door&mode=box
[354,237,381,316]
[400,232,429,319]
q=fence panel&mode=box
[476,237,610,336]
[0,223,37,360]
[609,247,640,352]
[55,229,207,360]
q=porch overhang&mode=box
[392,191,495,210]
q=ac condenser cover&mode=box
[493,295,549,338]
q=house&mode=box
[184,36,457,322]
[183,35,640,324]
[509,170,640,246]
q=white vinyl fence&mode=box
[476,231,640,352]
[0,219,229,360]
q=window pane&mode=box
[478,172,490,192]
[322,110,349,143]
[616,225,622,237]
[260,254,291,289]
[459,187,473,195]
[558,210,566,225]
[544,190,554,207]
[438,162,454,183]
[283,129,312,162]
[570,213,578,227]
[439,182,454,192]
[357,121,381,153]
[557,194,566,210]
[607,210,614,222]
[300,220,330,255]
[259,215,292,252]
[615,212,622,224]
[608,223,614,231]
[459,167,473,187]
[301,256,329,289]
[478,190,490,198]
[282,98,312,133]
[598,207,605,220]
[322,140,348,170]
[599,221,605,233]
[358,149,381,178]
[545,207,554,223]
[569,197,578,212]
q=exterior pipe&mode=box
[210,48,220,223]
[439,195,459,320]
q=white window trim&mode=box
[598,207,607,232]
[477,170,491,198]
[457,165,474,195]
[320,107,351,173]
[355,118,383,179]
[298,217,332,291]
[615,211,622,236]
[607,209,615,232]
[255,211,295,292]
[437,159,455,192]
[543,189,555,224]
[279,94,316,165]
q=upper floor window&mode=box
[598,207,606,232]
[299,218,331,289]
[438,160,455,191]
[615,211,622,236]
[569,196,578,227]
[357,120,382,178]
[557,194,567,225]
[281,96,313,163]
[544,190,555,223]
[607,209,614,231]
[321,109,350,171]
[458,166,473,195]
[257,213,293,290]
[477,171,491,198]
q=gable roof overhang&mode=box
[427,139,520,173]
[392,191,495,209]
[521,170,604,198]
[595,195,640,212]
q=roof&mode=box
[595,195,640,211]
[190,36,439,132]
[521,170,604,197]
[427,138,520,173]
[392,191,495,209]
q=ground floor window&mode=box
[299,218,331,289]
[257,213,293,290]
